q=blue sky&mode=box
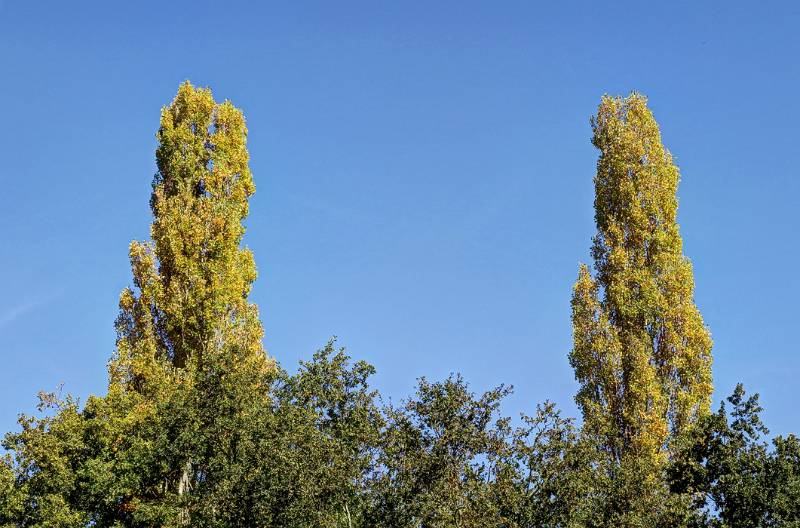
[1,1,798,437]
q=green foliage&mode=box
[367,375,512,527]
[168,341,382,527]
[495,403,598,528]
[1,392,87,527]
[670,384,800,528]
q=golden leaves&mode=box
[115,81,271,386]
[570,94,713,482]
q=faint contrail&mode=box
[0,292,62,328]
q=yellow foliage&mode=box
[569,94,713,482]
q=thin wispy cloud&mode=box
[0,292,63,328]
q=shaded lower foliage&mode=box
[669,384,800,528]
[5,355,794,528]
[365,375,512,527]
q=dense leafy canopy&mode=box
[569,93,715,526]
[1,85,796,527]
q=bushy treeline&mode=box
[2,347,798,527]
[1,83,798,527]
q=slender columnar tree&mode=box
[113,81,271,386]
[569,94,713,485]
[108,82,273,523]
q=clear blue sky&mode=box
[1,1,798,437]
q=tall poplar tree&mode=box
[107,81,273,524]
[569,94,713,506]
[114,80,270,381]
